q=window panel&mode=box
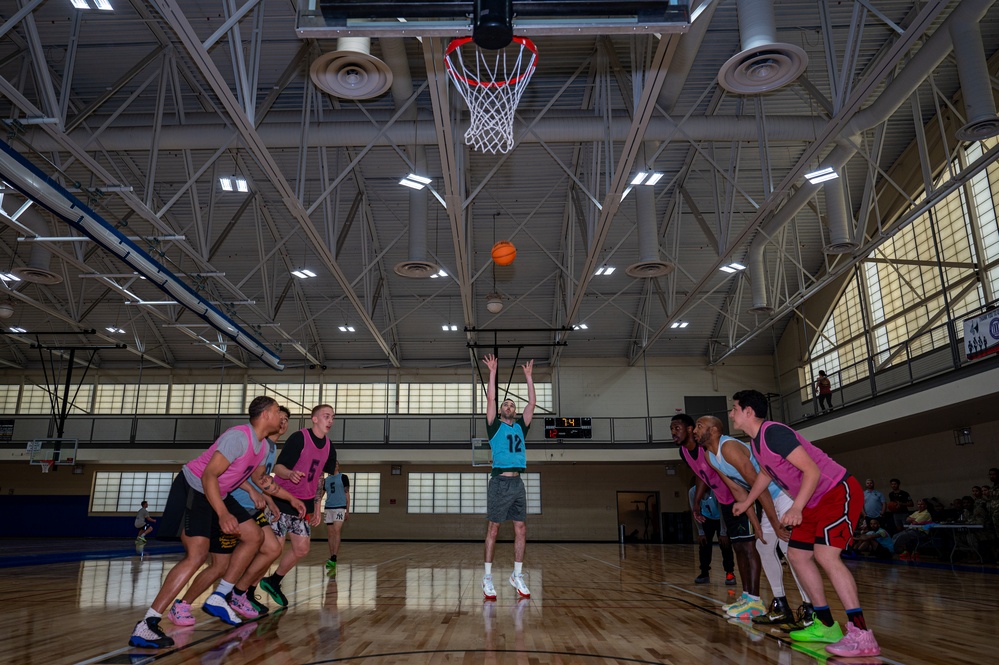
[346,472,380,513]
[407,472,541,514]
[91,471,174,513]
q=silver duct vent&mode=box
[951,22,999,141]
[394,260,439,278]
[626,185,674,278]
[718,0,808,94]
[310,37,393,100]
[394,155,440,278]
[12,207,63,285]
[823,176,859,254]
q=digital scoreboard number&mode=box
[544,417,592,439]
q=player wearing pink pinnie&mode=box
[730,389,880,658]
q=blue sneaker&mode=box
[202,591,242,625]
[128,617,175,648]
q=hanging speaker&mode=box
[310,37,393,100]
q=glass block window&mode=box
[94,384,168,414]
[326,383,396,415]
[170,384,245,415]
[398,383,474,414]
[0,384,20,413]
[91,471,175,512]
[19,383,92,414]
[256,383,322,414]
[346,472,380,513]
[408,472,540,514]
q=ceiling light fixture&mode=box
[573,323,589,330]
[0,273,21,282]
[9,326,27,333]
[719,262,747,274]
[804,167,839,184]
[594,266,616,276]
[338,325,355,332]
[93,0,113,9]
[70,0,89,8]
[105,326,125,334]
[291,268,317,279]
[485,293,504,313]
[430,269,447,279]
[670,321,689,329]
[219,176,249,192]
[399,173,432,190]
[442,324,459,331]
[630,171,664,186]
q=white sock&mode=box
[144,608,162,620]
[216,580,235,596]
[484,563,492,576]
[513,561,523,575]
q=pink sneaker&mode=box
[168,599,196,626]
[227,591,260,619]
[825,623,881,657]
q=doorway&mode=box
[617,491,662,543]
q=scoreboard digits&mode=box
[544,417,592,439]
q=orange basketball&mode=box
[491,240,517,266]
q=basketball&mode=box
[491,240,516,266]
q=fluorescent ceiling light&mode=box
[804,167,839,184]
[9,326,26,333]
[70,0,89,8]
[105,326,125,334]
[219,177,233,192]
[400,173,432,190]
[720,262,746,274]
[430,269,447,278]
[670,321,689,329]
[235,178,248,193]
[594,266,615,276]
[720,265,736,273]
[0,273,20,282]
[219,176,248,192]
[573,323,589,330]
[631,171,664,186]
[93,0,113,9]
[442,324,458,331]
[291,269,317,279]
[338,325,355,332]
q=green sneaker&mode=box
[789,619,843,643]
[325,559,337,577]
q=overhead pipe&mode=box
[626,174,674,278]
[951,21,999,141]
[717,0,808,94]
[748,0,998,313]
[0,138,285,370]
[382,38,440,279]
[657,0,719,113]
[18,113,827,151]
[11,206,63,285]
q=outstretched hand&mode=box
[521,359,534,378]
[483,354,498,372]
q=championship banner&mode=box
[963,308,999,360]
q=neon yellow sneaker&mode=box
[789,620,844,643]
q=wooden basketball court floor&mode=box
[2,541,995,665]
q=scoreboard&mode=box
[544,417,592,439]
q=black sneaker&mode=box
[752,598,793,625]
[782,602,815,630]
[259,576,288,607]
[249,592,270,616]
[694,574,710,584]
[128,617,175,648]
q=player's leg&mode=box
[482,476,504,600]
[236,512,282,613]
[745,511,786,621]
[325,514,344,576]
[261,517,310,607]
[508,477,530,598]
[695,519,715,583]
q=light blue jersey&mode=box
[708,435,781,501]
[231,438,277,512]
[487,416,529,472]
[323,472,349,509]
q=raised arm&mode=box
[484,354,498,425]
[521,359,536,426]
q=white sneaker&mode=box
[509,572,530,598]
[202,591,243,626]
[482,574,497,600]
[722,592,749,611]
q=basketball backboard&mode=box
[471,437,492,467]
[27,437,79,472]
[298,0,690,38]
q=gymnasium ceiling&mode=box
[1,0,998,373]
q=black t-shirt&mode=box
[273,429,337,515]
[888,489,911,513]
[757,422,800,459]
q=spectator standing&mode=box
[886,479,913,535]
[815,371,833,413]
[990,468,999,542]
[687,484,736,585]
[863,480,886,522]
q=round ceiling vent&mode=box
[956,116,999,142]
[394,260,439,278]
[12,266,63,285]
[748,304,775,315]
[310,47,393,100]
[824,240,859,255]
[718,43,808,94]
[626,260,675,278]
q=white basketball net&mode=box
[444,37,538,155]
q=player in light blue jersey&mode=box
[481,353,536,600]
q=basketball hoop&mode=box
[40,460,52,473]
[444,36,539,155]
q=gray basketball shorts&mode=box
[487,474,527,523]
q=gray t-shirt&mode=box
[134,507,150,527]
[182,428,261,493]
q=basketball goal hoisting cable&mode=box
[444,0,538,155]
